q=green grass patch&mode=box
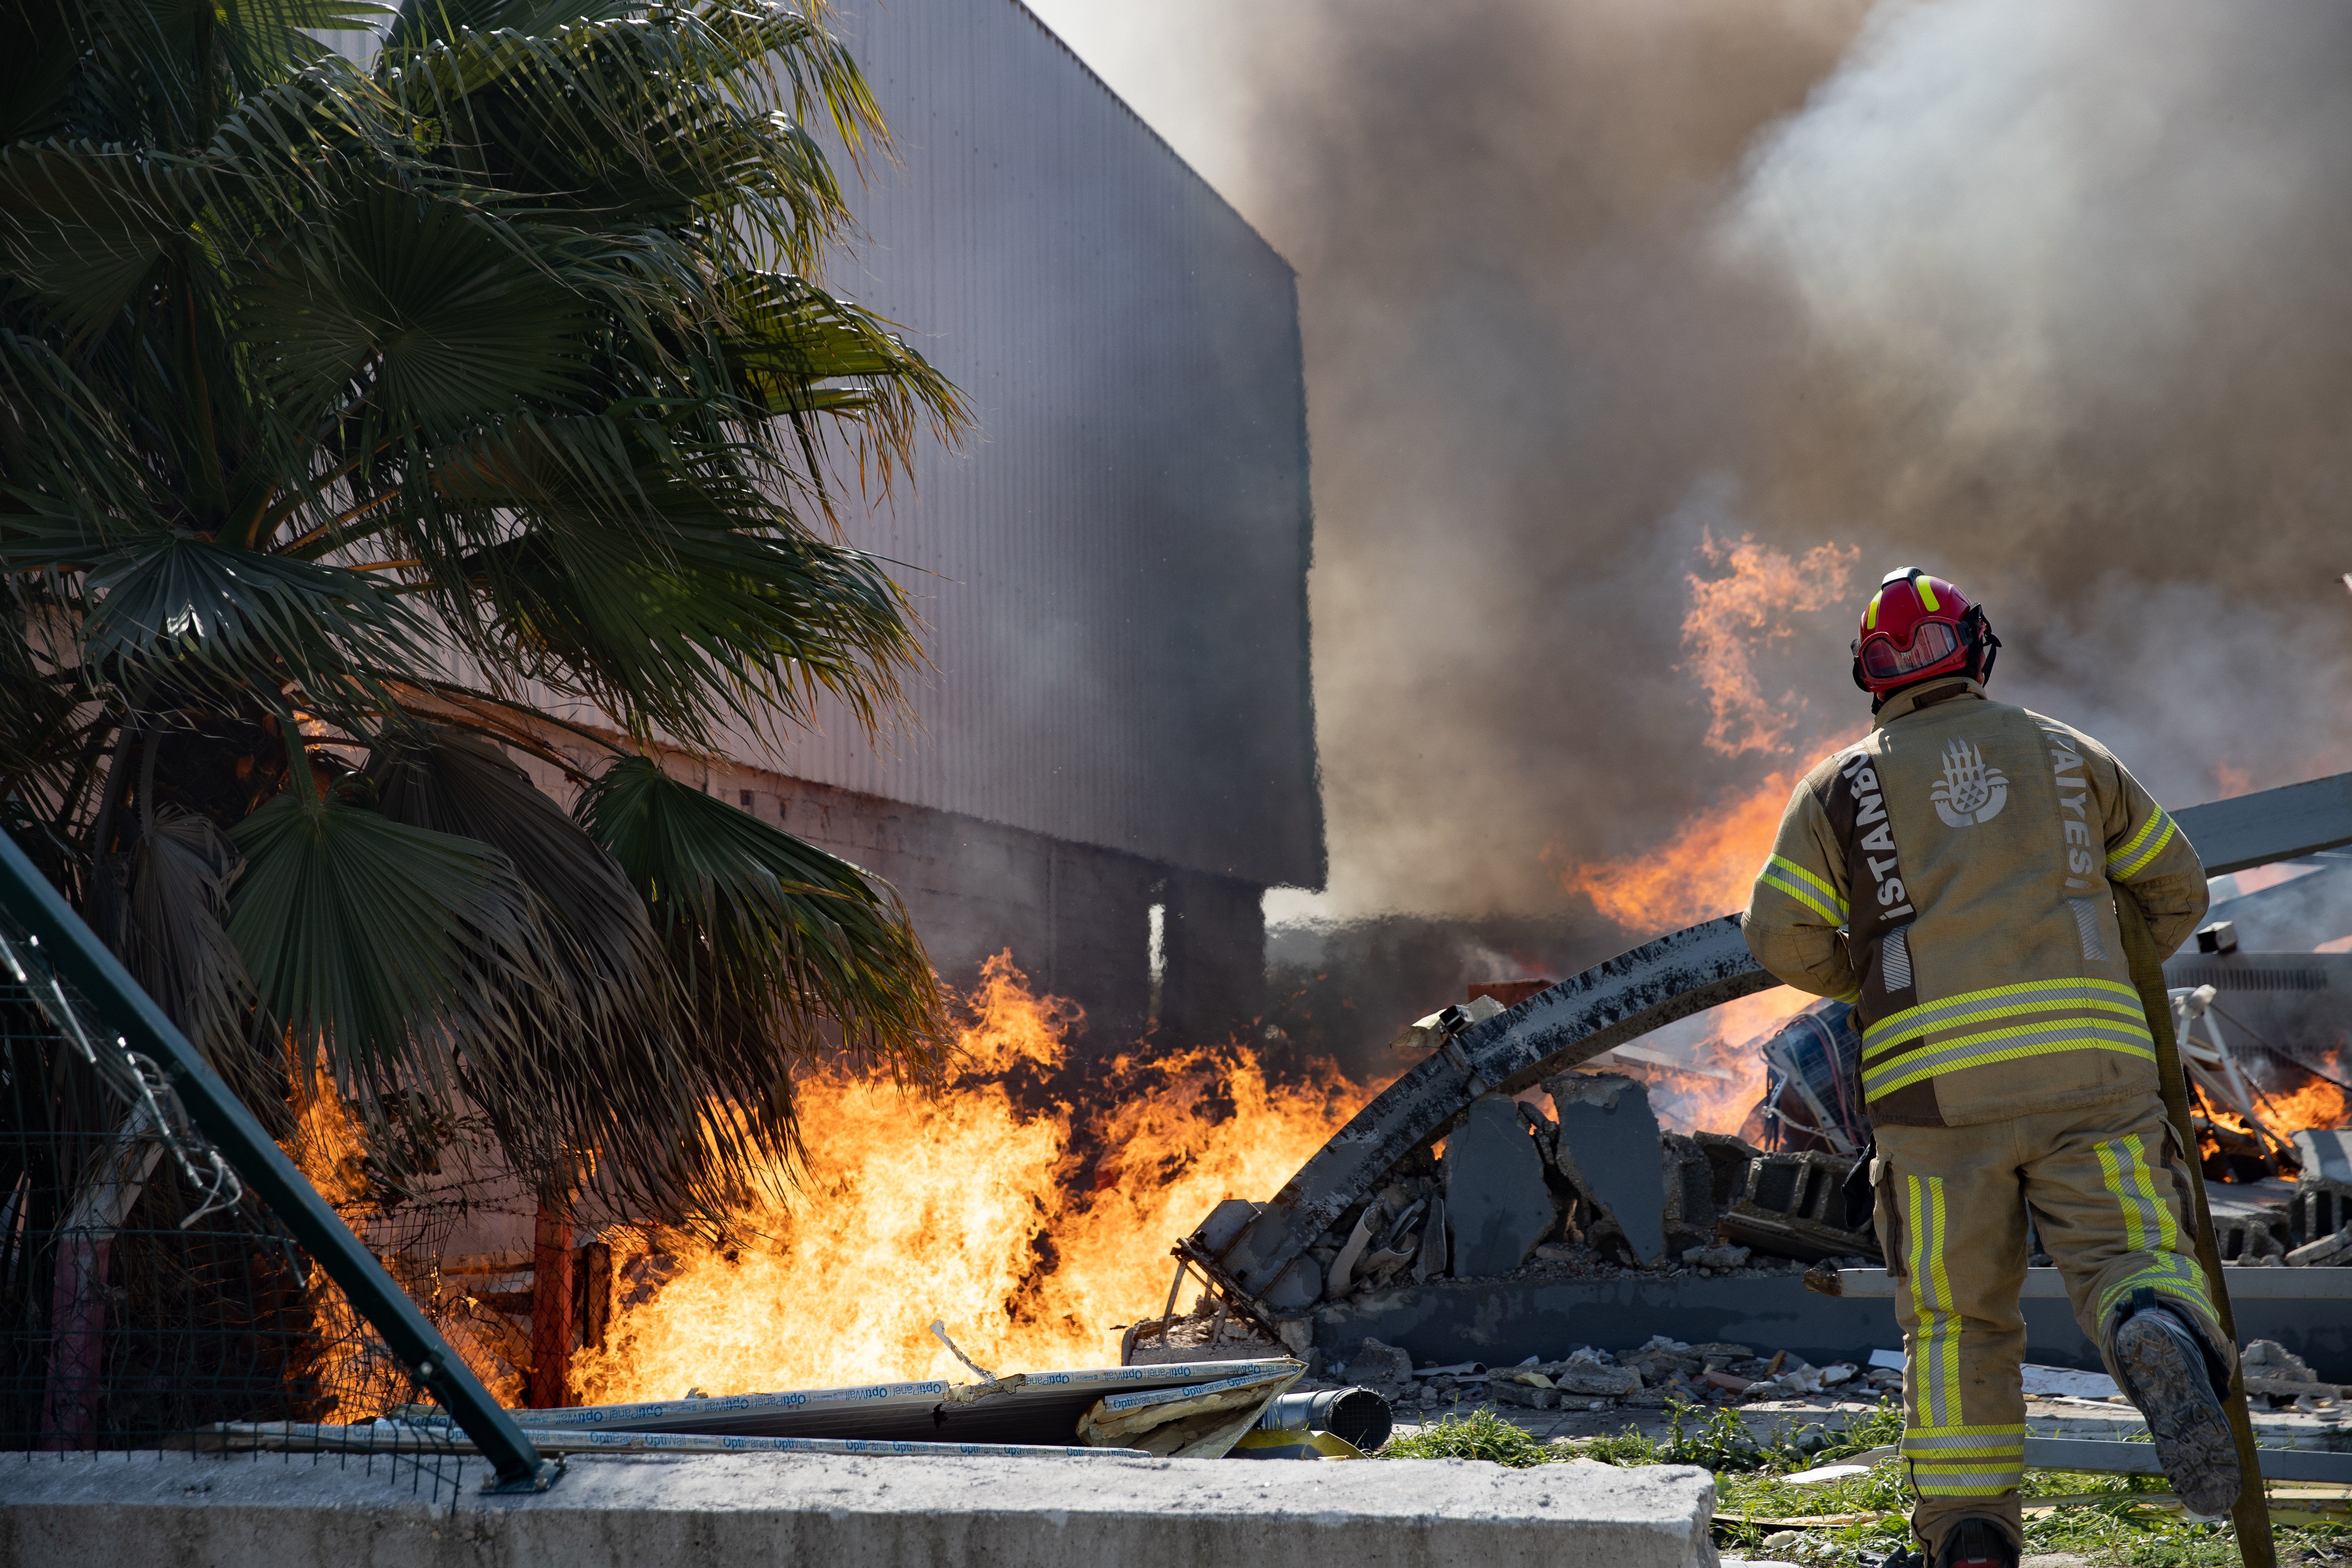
[1378,1406,1554,1467]
[1375,1395,2352,1567]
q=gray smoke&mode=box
[1035,0,2352,932]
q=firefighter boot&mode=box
[1935,1516,2018,1568]
[2109,1303,2240,1517]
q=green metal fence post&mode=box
[0,829,557,1491]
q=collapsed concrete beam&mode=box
[0,1450,1724,1568]
[2175,769,2352,876]
[1201,915,1774,1299]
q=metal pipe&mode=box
[1256,1387,1392,1453]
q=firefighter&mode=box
[1741,567,2232,1568]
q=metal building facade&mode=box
[767,0,1323,894]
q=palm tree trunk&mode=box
[39,1102,165,1449]
[527,1191,573,1409]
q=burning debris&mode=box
[560,958,1375,1405]
[255,773,2352,1461]
[1170,781,2352,1399]
[1176,997,1887,1335]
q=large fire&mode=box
[1534,536,1872,1137]
[570,956,1376,1400]
[281,1067,480,1418]
[1680,533,1858,758]
[1544,768,1834,1137]
[1551,770,1800,936]
[2263,1074,2352,1131]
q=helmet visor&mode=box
[1859,618,1961,681]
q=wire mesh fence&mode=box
[0,900,481,1498]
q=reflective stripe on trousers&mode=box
[1871,1097,2231,1556]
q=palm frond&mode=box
[0,327,160,539]
[0,142,193,340]
[381,0,882,260]
[367,722,723,1209]
[78,535,433,726]
[447,463,924,748]
[0,0,84,144]
[226,784,564,1119]
[721,272,970,497]
[195,0,392,100]
[4,0,971,1228]
[573,753,944,1222]
[235,184,597,445]
[578,752,941,1077]
[384,0,641,55]
[368,724,650,998]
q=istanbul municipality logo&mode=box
[1932,738,2009,827]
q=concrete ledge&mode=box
[0,1450,1721,1568]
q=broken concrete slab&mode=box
[1199,915,1774,1299]
[1492,1378,1565,1410]
[1660,1133,1718,1256]
[1559,1368,1644,1399]
[1342,1335,1415,1391]
[2288,1179,2352,1251]
[1417,1196,1450,1281]
[0,1449,1723,1568]
[2297,1130,2352,1188]
[1545,1073,1667,1266]
[2243,1338,2318,1384]
[1447,1096,1559,1277]
[1718,1151,1876,1264]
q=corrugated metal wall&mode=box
[760,0,1323,891]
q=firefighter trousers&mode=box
[1871,1094,2231,1555]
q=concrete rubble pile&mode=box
[1270,1006,1884,1317]
[2196,1132,2352,1268]
[1246,1006,2352,1325]
[1324,1332,1902,1418]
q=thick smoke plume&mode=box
[1038,0,2352,940]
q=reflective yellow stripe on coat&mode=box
[1760,854,1846,926]
[1859,977,2154,1097]
[2108,806,2178,881]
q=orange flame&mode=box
[1631,987,1804,1137]
[281,1072,526,1415]
[1546,770,1814,1136]
[1682,533,1859,757]
[1551,770,1801,933]
[1545,534,1868,1136]
[571,956,1378,1401]
[2259,1075,2352,1136]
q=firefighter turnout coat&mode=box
[1742,678,2208,1127]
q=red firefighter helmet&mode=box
[1850,567,2000,697]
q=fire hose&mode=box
[2115,887,2275,1567]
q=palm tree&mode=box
[0,0,968,1227]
